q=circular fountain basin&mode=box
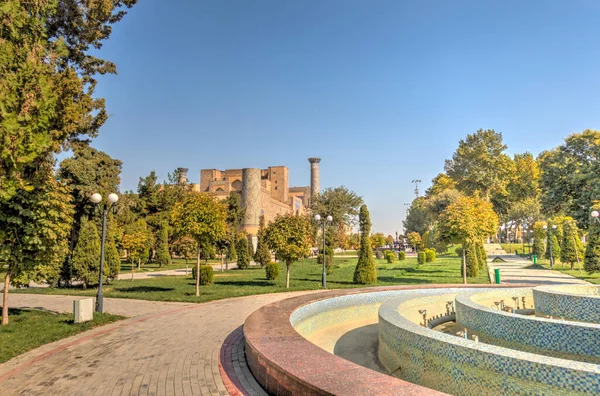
[533,285,600,323]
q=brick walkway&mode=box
[0,291,316,395]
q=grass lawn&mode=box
[500,243,534,256]
[120,257,222,273]
[537,260,600,284]
[12,252,489,304]
[0,309,122,363]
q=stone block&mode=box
[73,298,94,323]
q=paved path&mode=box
[485,243,589,286]
[0,291,317,396]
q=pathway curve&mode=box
[0,291,317,395]
[485,243,589,286]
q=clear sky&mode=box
[88,0,600,236]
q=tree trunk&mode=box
[196,249,201,296]
[131,257,135,281]
[2,271,10,325]
[462,246,467,285]
[286,262,291,288]
[138,257,141,270]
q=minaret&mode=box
[308,158,321,205]
[177,168,188,184]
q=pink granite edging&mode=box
[243,284,532,395]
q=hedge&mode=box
[191,265,214,285]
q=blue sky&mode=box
[87,0,600,235]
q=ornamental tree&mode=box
[438,195,498,282]
[236,234,250,270]
[353,205,377,284]
[172,193,227,296]
[254,216,272,267]
[532,221,547,258]
[264,214,312,288]
[561,218,584,270]
[155,221,171,267]
[71,218,101,289]
[407,232,422,252]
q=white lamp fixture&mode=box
[108,193,119,204]
[592,210,599,218]
[90,193,102,204]
[326,215,333,222]
[314,214,321,222]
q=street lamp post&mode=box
[315,214,333,288]
[90,192,119,313]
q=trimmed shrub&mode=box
[384,250,395,263]
[398,251,406,260]
[477,242,486,269]
[236,235,250,269]
[375,250,383,259]
[425,249,436,263]
[417,251,426,265]
[265,262,280,280]
[72,218,101,289]
[465,242,478,277]
[353,205,377,284]
[455,247,464,258]
[191,265,214,285]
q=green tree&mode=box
[172,235,198,274]
[0,171,73,325]
[561,218,584,270]
[532,221,547,258]
[58,143,122,282]
[236,234,251,269]
[353,205,377,284]
[254,216,271,267]
[426,173,457,196]
[371,232,387,249]
[445,129,514,200]
[105,217,121,282]
[464,241,479,277]
[172,192,227,296]
[403,196,431,235]
[264,214,312,288]
[122,219,149,271]
[585,209,600,273]
[71,218,102,289]
[538,130,600,228]
[0,0,137,201]
[407,232,422,252]
[508,152,540,202]
[311,186,363,226]
[155,221,171,267]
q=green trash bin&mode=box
[494,268,501,284]
[533,255,537,264]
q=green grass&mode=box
[12,253,489,304]
[538,261,600,284]
[120,257,222,273]
[0,309,122,363]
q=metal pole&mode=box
[96,204,108,313]
[548,227,553,268]
[322,221,326,289]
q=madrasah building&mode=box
[177,158,321,246]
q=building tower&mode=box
[177,167,188,184]
[308,157,321,205]
[241,168,262,236]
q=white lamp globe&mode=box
[592,210,599,218]
[543,225,547,230]
[108,193,119,204]
[326,215,333,222]
[90,193,102,204]
[552,225,557,229]
[314,214,321,222]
